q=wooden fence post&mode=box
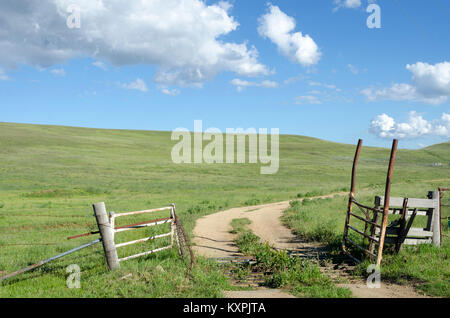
[429,191,441,247]
[93,202,120,270]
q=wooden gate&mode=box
[375,192,441,249]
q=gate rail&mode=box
[109,206,176,263]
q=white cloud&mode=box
[347,64,359,75]
[333,0,362,11]
[0,0,269,87]
[258,4,321,67]
[92,61,108,71]
[362,62,450,105]
[295,95,322,105]
[120,78,148,92]
[0,68,9,80]
[283,74,308,84]
[158,86,180,96]
[230,78,279,92]
[369,111,450,139]
[50,68,66,76]
[407,62,450,98]
[308,81,339,90]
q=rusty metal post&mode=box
[342,139,363,253]
[93,202,120,270]
[376,139,398,266]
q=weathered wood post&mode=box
[93,202,120,270]
[429,191,441,247]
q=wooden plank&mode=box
[376,227,433,238]
[375,196,438,209]
[407,228,433,238]
[388,209,427,216]
[385,237,432,245]
[403,238,432,245]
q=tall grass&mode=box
[282,192,450,297]
[0,122,448,297]
[231,218,351,298]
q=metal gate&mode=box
[109,205,176,263]
[342,139,398,266]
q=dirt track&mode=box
[192,194,428,298]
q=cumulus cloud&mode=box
[50,68,66,76]
[308,81,340,91]
[362,62,450,105]
[120,78,148,92]
[0,0,269,87]
[283,74,308,84]
[295,95,322,105]
[92,61,108,71]
[230,78,278,92]
[369,111,450,139]
[333,0,362,11]
[347,64,359,75]
[158,86,180,96]
[258,4,321,67]
[0,68,9,80]
[407,62,450,98]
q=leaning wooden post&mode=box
[93,202,120,270]
[376,139,398,266]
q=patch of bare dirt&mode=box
[193,193,429,298]
[224,289,297,298]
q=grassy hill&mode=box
[0,122,448,297]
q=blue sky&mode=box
[0,0,449,149]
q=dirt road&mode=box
[192,194,428,298]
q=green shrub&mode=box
[243,198,260,206]
[236,231,260,254]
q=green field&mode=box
[0,122,449,297]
